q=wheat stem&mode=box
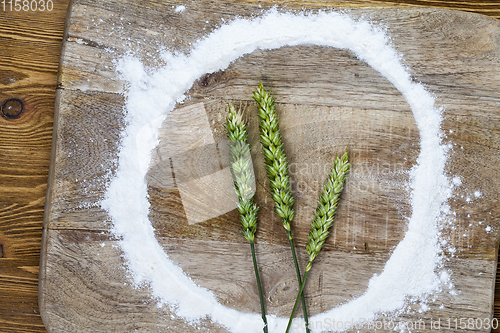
[285,270,309,333]
[251,242,268,333]
[225,104,268,333]
[253,83,310,333]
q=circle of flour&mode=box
[102,10,449,333]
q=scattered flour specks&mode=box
[452,176,462,187]
[175,5,186,13]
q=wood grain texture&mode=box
[0,1,71,332]
[0,0,498,333]
[39,0,500,332]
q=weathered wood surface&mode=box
[38,1,500,332]
[1,0,494,332]
[0,1,71,332]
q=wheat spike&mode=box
[252,82,294,233]
[306,151,350,272]
[225,104,268,333]
[285,151,349,333]
[225,104,259,242]
[253,83,311,333]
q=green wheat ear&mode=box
[285,151,350,333]
[224,104,258,242]
[252,82,295,233]
[253,82,311,333]
[224,103,268,333]
[306,150,350,272]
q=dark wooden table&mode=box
[0,1,498,332]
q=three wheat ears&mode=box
[224,82,350,333]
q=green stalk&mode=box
[251,242,268,333]
[225,104,268,333]
[285,270,309,333]
[253,83,310,333]
[287,231,309,331]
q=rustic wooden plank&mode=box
[43,88,124,232]
[0,1,70,332]
[40,229,497,332]
[39,0,500,332]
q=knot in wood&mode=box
[1,98,23,119]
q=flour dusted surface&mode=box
[102,10,454,333]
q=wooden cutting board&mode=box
[39,0,500,332]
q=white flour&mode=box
[102,10,451,333]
